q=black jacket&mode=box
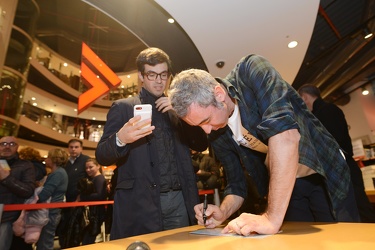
[312,97,353,156]
[64,154,90,202]
[0,153,35,223]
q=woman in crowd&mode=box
[78,158,107,245]
[36,148,68,250]
[18,146,47,186]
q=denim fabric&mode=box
[210,54,351,217]
[0,221,13,250]
[36,212,61,250]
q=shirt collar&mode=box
[215,77,240,101]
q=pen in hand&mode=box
[203,194,207,225]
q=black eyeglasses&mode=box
[142,71,170,81]
[0,142,18,148]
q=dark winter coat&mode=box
[96,88,207,239]
[0,154,35,223]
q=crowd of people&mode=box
[1,47,375,249]
[0,138,109,250]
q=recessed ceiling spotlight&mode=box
[362,87,369,96]
[63,62,68,67]
[168,18,175,24]
[74,108,77,112]
[363,27,373,39]
[127,75,131,78]
[32,102,38,106]
[288,41,298,48]
[31,97,36,100]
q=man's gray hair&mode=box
[169,69,223,118]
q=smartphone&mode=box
[0,159,10,170]
[134,104,152,128]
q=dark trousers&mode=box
[160,190,189,230]
[346,156,375,222]
[284,173,360,222]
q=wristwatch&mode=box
[116,133,126,147]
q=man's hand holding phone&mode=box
[116,104,154,145]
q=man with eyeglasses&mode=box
[96,47,207,239]
[0,136,35,250]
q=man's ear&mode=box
[214,85,226,102]
[138,71,144,82]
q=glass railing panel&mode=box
[21,102,106,142]
[0,69,26,120]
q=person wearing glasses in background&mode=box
[96,47,207,239]
[0,136,35,250]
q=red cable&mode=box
[3,200,114,211]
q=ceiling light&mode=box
[364,28,373,39]
[362,87,369,95]
[288,41,298,48]
[168,18,175,24]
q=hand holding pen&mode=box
[203,194,208,225]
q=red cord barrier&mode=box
[3,200,114,211]
[3,191,215,211]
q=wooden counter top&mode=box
[70,222,375,250]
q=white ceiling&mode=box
[156,0,319,83]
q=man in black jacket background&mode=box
[298,84,375,222]
[0,136,35,250]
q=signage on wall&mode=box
[78,42,121,114]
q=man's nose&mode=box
[155,75,163,83]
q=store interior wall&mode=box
[341,86,375,145]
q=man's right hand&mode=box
[0,167,10,180]
[117,116,155,144]
[194,203,226,228]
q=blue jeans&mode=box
[36,211,61,250]
[160,190,189,230]
[0,222,13,250]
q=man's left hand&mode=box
[222,213,281,236]
[155,97,173,113]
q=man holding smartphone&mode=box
[0,136,35,250]
[96,47,207,239]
